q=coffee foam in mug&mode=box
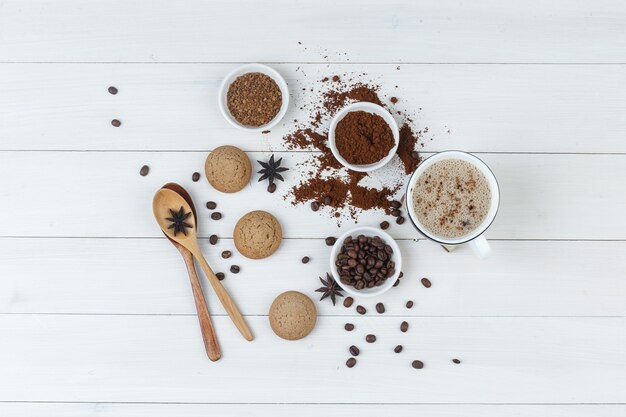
[412,158,491,239]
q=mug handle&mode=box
[468,235,491,259]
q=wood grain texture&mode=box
[0,315,623,403]
[1,238,624,317]
[1,64,625,153]
[0,0,625,63]
[0,151,624,239]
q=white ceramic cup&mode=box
[328,102,399,172]
[405,150,500,259]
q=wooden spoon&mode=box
[161,183,221,361]
[153,188,254,341]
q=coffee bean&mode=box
[301,256,310,264]
[366,334,376,343]
[139,165,149,176]
[206,201,217,210]
[311,201,320,211]
[325,236,336,246]
[111,119,121,127]
[380,221,390,230]
[394,345,403,353]
[324,195,332,205]
[267,183,277,193]
[390,209,400,217]
[346,357,357,368]
[390,200,401,209]
[221,250,232,259]
[412,360,424,369]
[230,265,240,274]
[216,272,225,281]
[356,305,366,315]
[452,358,461,364]
[411,151,420,160]
[396,216,405,225]
[406,300,414,309]
[192,172,200,182]
[376,303,385,314]
[421,277,431,288]
[344,323,354,331]
[343,297,353,308]
[400,321,409,332]
[399,272,404,278]
[211,212,222,220]
[349,345,360,356]
[209,234,218,245]
[108,86,118,95]
[393,279,400,287]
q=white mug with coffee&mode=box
[405,150,500,258]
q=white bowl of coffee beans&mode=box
[218,63,290,132]
[329,226,402,298]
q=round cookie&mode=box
[269,291,317,340]
[204,145,252,193]
[234,210,282,259]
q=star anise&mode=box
[315,273,344,306]
[165,206,193,236]
[257,154,288,185]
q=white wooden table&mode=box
[1,1,625,416]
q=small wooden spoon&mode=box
[161,183,221,361]
[153,188,254,341]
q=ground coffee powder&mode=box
[334,111,395,165]
[227,72,282,126]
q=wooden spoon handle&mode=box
[194,251,254,341]
[181,250,221,361]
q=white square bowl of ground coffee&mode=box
[218,63,289,132]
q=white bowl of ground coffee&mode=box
[218,63,290,132]
[328,102,399,172]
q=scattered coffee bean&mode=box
[396,216,405,225]
[356,305,366,315]
[230,265,240,274]
[406,300,414,309]
[390,200,401,209]
[375,303,385,314]
[390,209,400,217]
[399,272,404,278]
[216,272,225,281]
[267,183,277,193]
[334,234,396,290]
[380,221,390,230]
[139,165,149,176]
[393,279,400,287]
[412,360,424,369]
[221,250,232,259]
[324,195,332,205]
[344,323,355,332]
[310,201,320,211]
[421,277,432,288]
[325,236,336,246]
[111,119,121,127]
[411,151,420,160]
[301,256,310,264]
[349,345,360,356]
[343,297,354,308]
[400,321,409,332]
[452,358,461,364]
[211,212,222,220]
[192,172,200,182]
[365,334,376,343]
[206,201,217,210]
[394,345,403,353]
[209,234,218,245]
[346,357,357,368]
[108,86,118,95]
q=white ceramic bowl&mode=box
[328,102,400,172]
[218,63,289,132]
[329,226,402,298]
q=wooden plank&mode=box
[0,403,623,417]
[0,238,624,317]
[0,315,623,403]
[0,152,624,239]
[1,63,625,153]
[0,1,625,63]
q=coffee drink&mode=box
[411,158,491,239]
